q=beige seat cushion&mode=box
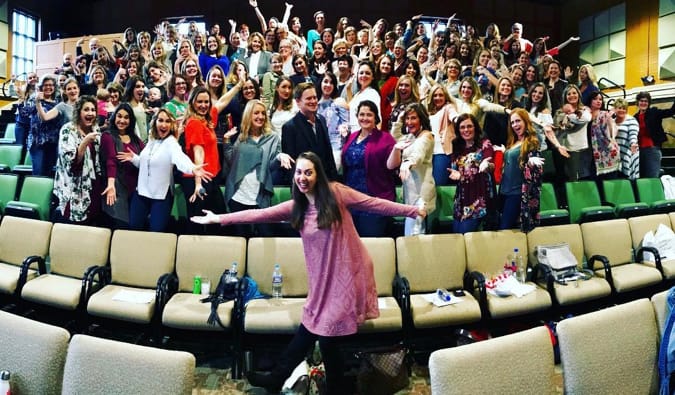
[557,299,659,395]
[486,287,552,319]
[358,296,402,333]
[644,258,675,279]
[547,277,611,306]
[409,293,482,329]
[62,334,195,395]
[0,310,70,395]
[0,216,52,266]
[21,274,83,310]
[87,284,156,324]
[0,262,37,294]
[594,263,662,293]
[162,293,234,331]
[429,326,555,395]
[244,297,306,334]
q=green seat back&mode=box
[603,179,637,205]
[17,176,54,220]
[272,186,292,206]
[171,184,187,220]
[0,145,22,168]
[636,178,666,204]
[566,181,605,223]
[2,123,16,141]
[0,174,18,212]
[435,185,456,221]
[540,182,559,211]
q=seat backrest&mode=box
[539,182,559,211]
[557,299,659,395]
[175,235,247,293]
[651,289,669,337]
[581,219,633,267]
[3,123,16,140]
[429,326,555,395]
[566,181,603,223]
[109,230,177,288]
[435,185,457,219]
[464,230,528,276]
[0,216,52,265]
[396,234,466,292]
[62,334,195,395]
[627,214,672,250]
[18,176,54,220]
[527,224,584,269]
[247,237,308,296]
[49,223,111,278]
[0,310,70,395]
[361,237,396,297]
[0,144,22,168]
[0,173,18,211]
[670,212,675,230]
[636,177,666,203]
[271,186,292,206]
[603,179,637,205]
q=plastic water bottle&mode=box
[0,370,10,395]
[514,248,526,283]
[272,264,283,299]
[411,198,426,235]
[228,262,239,283]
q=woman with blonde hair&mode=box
[553,84,592,181]
[137,31,153,63]
[498,108,543,231]
[222,99,294,237]
[426,84,459,185]
[612,98,639,180]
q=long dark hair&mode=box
[290,152,342,230]
[108,103,141,147]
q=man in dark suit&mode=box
[281,82,339,184]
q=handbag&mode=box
[355,344,409,395]
[536,243,591,285]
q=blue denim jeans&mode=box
[640,146,662,178]
[453,218,482,234]
[432,153,452,186]
[29,143,58,176]
[129,191,173,232]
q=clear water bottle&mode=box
[228,262,239,283]
[272,263,283,299]
[514,248,526,283]
[0,370,10,395]
[411,198,426,235]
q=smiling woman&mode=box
[53,96,104,225]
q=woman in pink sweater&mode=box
[192,151,425,393]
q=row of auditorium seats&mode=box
[429,292,669,395]
[0,309,195,395]
[1,213,674,377]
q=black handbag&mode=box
[355,344,410,395]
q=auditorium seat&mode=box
[62,334,195,395]
[635,178,675,214]
[565,181,615,223]
[526,224,611,307]
[557,299,659,394]
[581,219,663,294]
[0,216,52,298]
[21,223,111,315]
[429,326,556,395]
[628,214,675,279]
[0,310,70,395]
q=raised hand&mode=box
[191,209,221,225]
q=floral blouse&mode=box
[318,99,349,152]
[54,122,102,222]
[590,111,620,175]
[28,100,61,150]
[451,138,495,221]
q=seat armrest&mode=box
[393,275,411,335]
[83,265,111,302]
[154,273,174,324]
[18,255,44,296]
[636,246,663,275]
[464,271,487,320]
[589,254,614,292]
[79,265,103,309]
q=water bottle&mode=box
[228,262,239,283]
[514,248,526,283]
[272,263,283,299]
[0,370,10,395]
[411,198,426,235]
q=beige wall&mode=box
[34,33,124,77]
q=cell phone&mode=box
[453,289,465,297]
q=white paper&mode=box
[487,276,536,298]
[422,292,464,307]
[112,290,154,304]
[377,297,388,309]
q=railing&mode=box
[598,77,626,109]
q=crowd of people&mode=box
[12,2,675,236]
